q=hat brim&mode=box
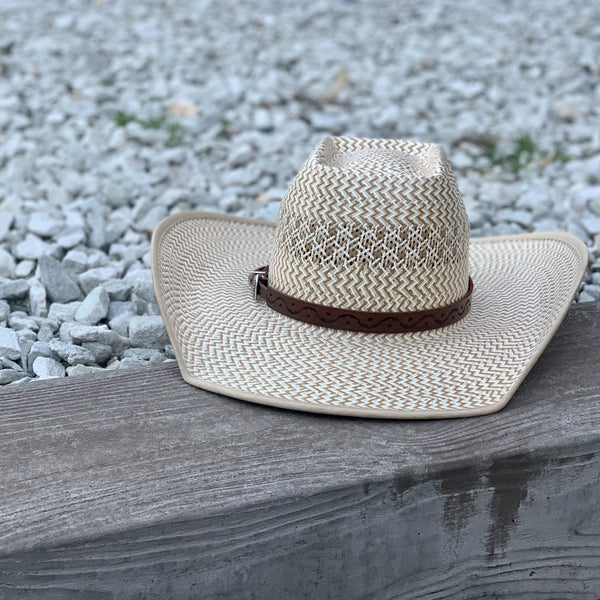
[151,212,588,419]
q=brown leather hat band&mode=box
[249,266,473,333]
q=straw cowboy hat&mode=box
[151,137,587,419]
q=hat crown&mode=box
[269,137,470,313]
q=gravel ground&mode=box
[1,0,600,383]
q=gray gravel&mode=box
[1,0,600,383]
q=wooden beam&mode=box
[1,302,599,598]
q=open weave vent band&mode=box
[269,137,471,313]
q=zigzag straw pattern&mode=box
[269,137,470,312]
[153,214,586,418]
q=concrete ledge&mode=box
[1,302,599,599]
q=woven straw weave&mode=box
[269,137,470,312]
[152,213,587,418]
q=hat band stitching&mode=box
[250,266,473,333]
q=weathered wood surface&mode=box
[0,302,599,599]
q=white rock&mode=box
[467,208,485,229]
[105,208,131,244]
[108,300,133,320]
[581,216,600,235]
[58,322,77,344]
[125,121,167,145]
[123,348,165,361]
[309,111,349,133]
[105,358,121,370]
[49,339,96,365]
[134,205,167,233]
[66,364,104,377]
[46,111,65,125]
[109,243,147,267]
[448,80,485,99]
[129,315,169,349]
[56,228,86,249]
[37,323,55,343]
[157,188,189,208]
[229,143,254,168]
[9,312,39,332]
[17,329,37,343]
[65,324,106,343]
[19,338,35,369]
[254,202,280,222]
[108,311,135,337]
[131,198,153,222]
[27,211,65,237]
[119,356,147,368]
[75,285,110,325]
[102,279,132,301]
[491,222,524,235]
[95,330,129,355]
[0,369,28,384]
[65,247,112,272]
[60,170,84,196]
[107,128,127,151]
[583,284,600,300]
[253,108,273,131]
[496,208,534,228]
[43,161,68,190]
[449,150,472,170]
[28,279,48,317]
[567,220,589,241]
[589,197,600,216]
[1,355,22,371]
[69,324,129,355]
[81,342,113,366]
[130,271,158,314]
[48,302,82,323]
[28,341,57,372]
[14,233,52,260]
[533,218,561,232]
[218,194,241,212]
[0,278,30,300]
[15,259,35,278]
[578,291,597,303]
[78,266,120,295]
[0,247,15,278]
[0,212,14,241]
[572,185,600,206]
[87,214,107,249]
[515,187,557,218]
[39,255,82,303]
[220,166,259,187]
[32,356,65,379]
[0,327,21,360]
[552,98,584,122]
[0,300,9,321]
[62,249,89,274]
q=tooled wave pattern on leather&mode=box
[252,265,474,333]
[260,286,472,333]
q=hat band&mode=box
[250,266,473,333]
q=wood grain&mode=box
[0,302,599,598]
